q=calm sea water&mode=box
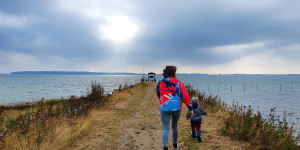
[0,74,299,132]
[0,75,140,103]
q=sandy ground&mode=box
[67,83,249,150]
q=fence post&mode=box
[280,84,281,91]
[256,100,259,112]
[296,117,299,130]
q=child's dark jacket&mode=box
[186,103,207,124]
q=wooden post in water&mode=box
[256,100,259,112]
[280,84,281,91]
[288,113,294,123]
[296,117,299,130]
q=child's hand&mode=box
[186,111,193,119]
[186,111,190,119]
[186,111,192,119]
[203,110,207,115]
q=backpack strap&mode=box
[177,81,181,98]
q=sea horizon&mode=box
[1,71,300,76]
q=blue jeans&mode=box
[160,111,181,147]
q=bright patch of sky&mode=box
[99,15,138,43]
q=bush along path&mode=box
[67,82,249,150]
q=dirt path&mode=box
[68,83,248,150]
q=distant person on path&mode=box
[156,66,193,150]
[186,97,207,142]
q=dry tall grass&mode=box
[3,116,91,150]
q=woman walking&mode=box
[156,66,193,150]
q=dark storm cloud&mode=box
[0,0,110,63]
[124,0,300,66]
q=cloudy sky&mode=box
[0,0,300,74]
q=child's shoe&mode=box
[190,131,196,138]
[197,131,202,142]
[197,136,202,142]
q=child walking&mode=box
[186,97,207,142]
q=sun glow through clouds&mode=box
[100,16,138,43]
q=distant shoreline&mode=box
[10,71,142,75]
[6,71,300,76]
